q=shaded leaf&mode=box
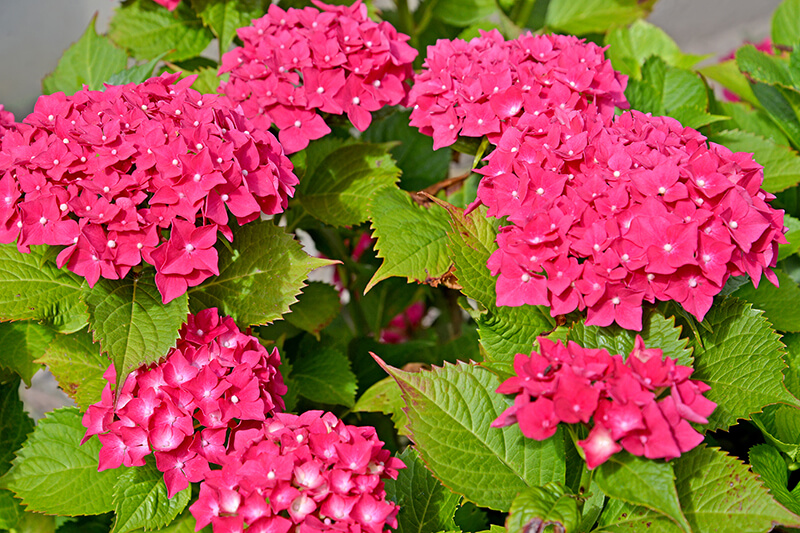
[37,330,108,410]
[107,55,165,86]
[382,360,565,511]
[0,322,55,386]
[752,404,800,461]
[189,220,334,326]
[353,376,408,435]
[478,305,555,379]
[0,379,35,476]
[367,187,453,292]
[296,142,400,227]
[42,14,128,95]
[733,269,800,332]
[385,448,461,533]
[284,282,341,338]
[700,60,761,108]
[5,407,124,516]
[292,345,357,407]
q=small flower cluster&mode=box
[0,73,298,303]
[492,336,716,469]
[408,29,628,150]
[190,411,404,533]
[0,105,15,138]
[479,110,786,329]
[82,308,287,497]
[219,0,417,153]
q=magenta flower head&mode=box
[0,72,298,303]
[0,105,15,138]
[189,410,405,533]
[218,0,418,153]
[81,308,287,498]
[492,336,715,469]
[408,30,629,150]
[152,0,181,10]
[479,110,786,329]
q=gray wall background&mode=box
[0,0,785,120]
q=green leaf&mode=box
[0,489,22,530]
[0,322,55,386]
[0,244,86,327]
[5,407,124,516]
[291,345,357,407]
[700,60,761,108]
[710,129,800,193]
[749,443,800,515]
[545,0,653,35]
[605,20,707,79]
[108,0,214,62]
[669,106,728,130]
[382,360,565,511]
[433,198,498,308]
[296,141,400,227]
[628,57,709,118]
[84,270,188,383]
[431,0,496,26]
[595,500,682,532]
[107,55,165,86]
[353,376,409,435]
[36,330,108,410]
[506,483,579,533]
[192,0,268,55]
[736,45,795,89]
[674,445,800,531]
[179,67,223,95]
[0,380,34,477]
[385,448,461,533]
[773,0,800,47]
[752,404,800,461]
[783,332,800,400]
[781,214,800,259]
[362,110,452,192]
[751,82,800,149]
[478,305,555,379]
[733,269,800,332]
[112,459,190,533]
[568,310,693,367]
[367,187,453,292]
[42,14,128,95]
[127,510,205,533]
[692,297,800,431]
[717,101,788,144]
[284,282,341,338]
[189,220,334,326]
[594,452,690,532]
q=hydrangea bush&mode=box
[2,1,800,533]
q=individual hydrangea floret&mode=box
[81,308,287,497]
[478,110,786,329]
[0,73,298,303]
[408,29,629,150]
[189,410,405,533]
[152,0,181,9]
[491,336,716,469]
[218,0,417,153]
[0,105,15,138]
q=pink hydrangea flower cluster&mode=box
[0,73,298,303]
[82,308,287,497]
[218,0,417,153]
[0,105,15,138]
[492,336,716,469]
[478,110,786,329]
[408,29,628,150]
[190,410,405,533]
